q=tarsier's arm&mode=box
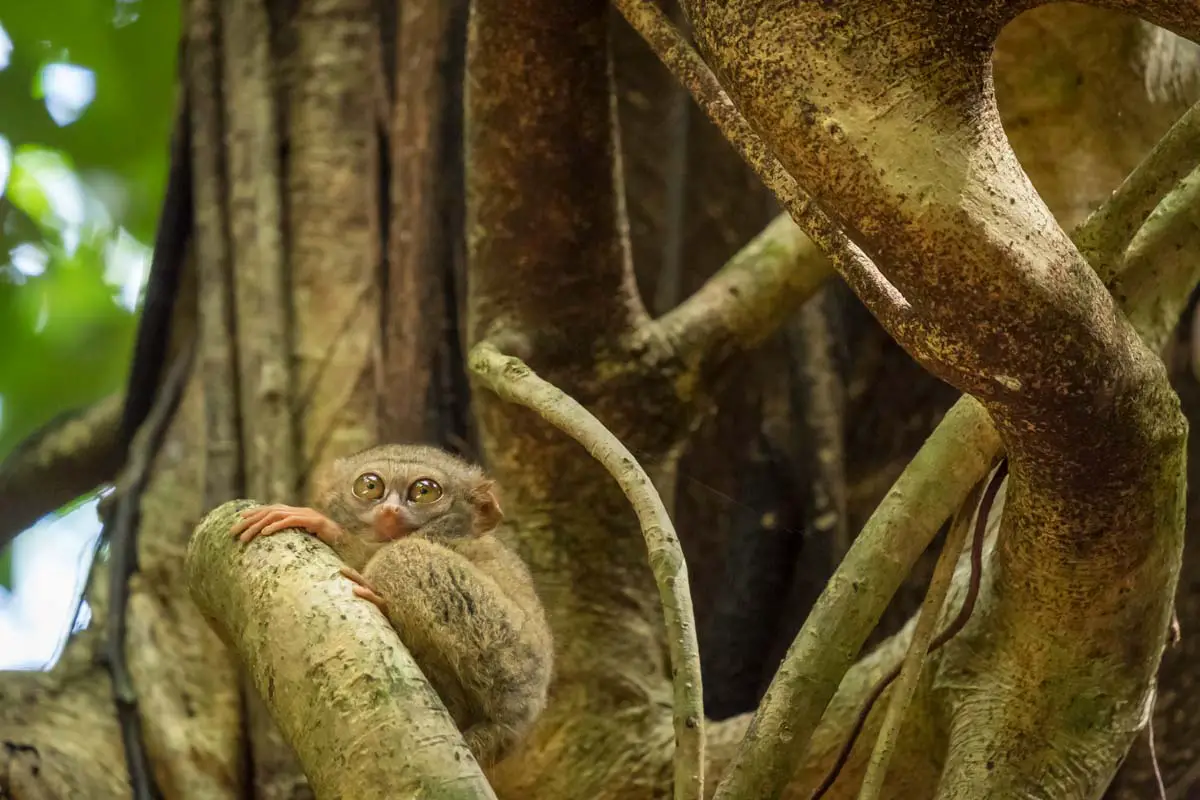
[230,503,388,606]
[361,536,553,767]
[232,503,385,567]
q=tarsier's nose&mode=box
[373,503,412,541]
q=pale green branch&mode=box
[468,341,705,800]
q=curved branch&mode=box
[675,2,1192,796]
[1114,167,1200,354]
[657,214,832,375]
[856,475,986,800]
[739,175,1200,790]
[0,393,123,551]
[714,397,1003,799]
[185,500,496,799]
[468,341,705,800]
[1063,1,1200,45]
[1075,98,1200,281]
[612,0,924,344]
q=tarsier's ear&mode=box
[471,480,504,534]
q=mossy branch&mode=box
[1075,98,1200,282]
[712,397,1003,800]
[0,393,124,551]
[185,500,497,800]
[1115,167,1200,355]
[855,475,987,799]
[704,36,1200,800]
[468,341,705,800]
[657,214,833,375]
[719,163,1200,800]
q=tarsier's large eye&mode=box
[406,478,443,504]
[353,472,386,500]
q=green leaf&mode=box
[0,545,10,590]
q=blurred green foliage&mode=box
[0,0,180,585]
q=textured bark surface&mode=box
[0,394,123,550]
[186,501,493,798]
[2,2,1200,799]
[1106,362,1200,799]
[686,2,1189,798]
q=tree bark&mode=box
[3,3,1200,800]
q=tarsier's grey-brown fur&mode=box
[245,444,554,767]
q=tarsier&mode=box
[229,444,554,767]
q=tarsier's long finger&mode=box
[259,515,316,538]
[238,513,291,543]
[339,565,369,586]
[231,505,289,535]
[230,508,270,536]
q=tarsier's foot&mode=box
[231,504,343,546]
[339,565,388,612]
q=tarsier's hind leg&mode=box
[361,538,550,766]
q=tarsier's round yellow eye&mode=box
[353,472,386,500]
[406,478,443,504]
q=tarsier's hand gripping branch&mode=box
[229,444,554,768]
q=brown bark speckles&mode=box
[685,1,1188,797]
[465,1,647,353]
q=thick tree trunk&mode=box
[3,3,1200,800]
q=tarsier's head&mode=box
[315,444,503,543]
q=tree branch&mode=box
[856,476,985,800]
[611,0,925,345]
[715,397,1004,798]
[1062,1,1200,45]
[0,393,123,552]
[468,341,705,800]
[651,79,1200,390]
[102,336,196,800]
[1075,99,1200,282]
[739,178,1200,789]
[656,214,832,376]
[676,2,1190,796]
[185,500,496,799]
[1114,167,1200,354]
